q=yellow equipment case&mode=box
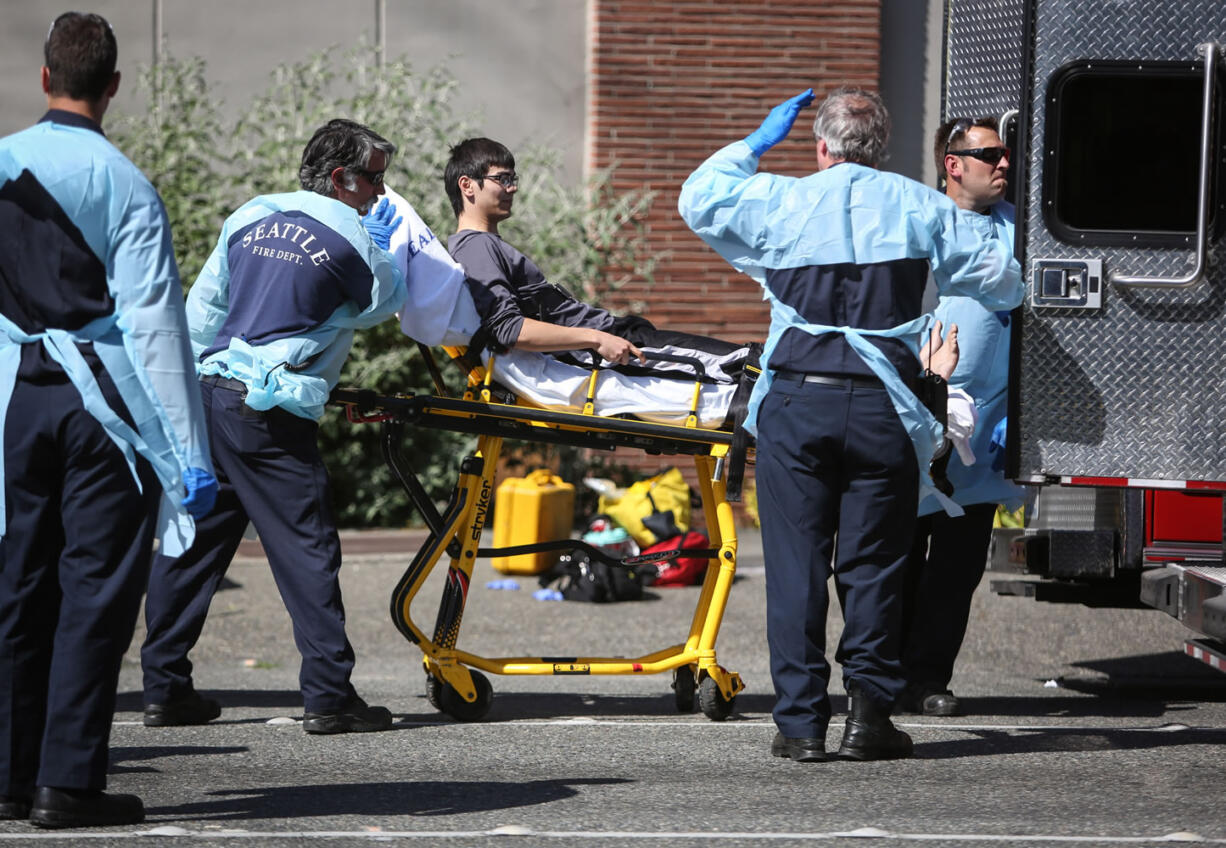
[491,469,575,575]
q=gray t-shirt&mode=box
[448,229,615,352]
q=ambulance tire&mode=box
[437,670,493,722]
[699,676,735,722]
[672,665,696,712]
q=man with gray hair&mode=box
[140,118,406,735]
[679,86,1022,763]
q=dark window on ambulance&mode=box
[1043,61,1223,248]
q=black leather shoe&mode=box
[0,794,31,820]
[839,681,914,761]
[898,683,961,717]
[303,695,393,734]
[28,787,144,829]
[770,732,828,763]
[144,690,221,727]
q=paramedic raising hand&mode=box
[680,88,1022,766]
[744,88,817,156]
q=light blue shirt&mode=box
[188,191,407,421]
[0,115,211,554]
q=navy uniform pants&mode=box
[756,373,918,739]
[900,501,998,690]
[141,379,357,714]
[0,372,158,795]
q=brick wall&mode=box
[586,1,883,490]
[588,0,883,341]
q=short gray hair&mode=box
[298,118,396,196]
[811,87,890,167]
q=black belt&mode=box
[776,371,883,389]
[201,374,249,394]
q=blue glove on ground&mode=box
[988,417,1008,472]
[361,198,401,250]
[181,466,219,519]
[744,88,817,156]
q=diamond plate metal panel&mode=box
[944,0,1028,121]
[1020,0,1226,481]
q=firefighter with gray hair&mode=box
[140,118,406,737]
[679,86,1023,763]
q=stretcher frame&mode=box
[331,345,750,722]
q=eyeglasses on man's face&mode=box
[480,171,519,189]
[351,166,385,187]
[947,146,1011,166]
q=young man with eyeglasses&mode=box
[896,116,1025,718]
[679,88,1022,764]
[443,137,754,386]
[139,119,406,738]
[0,12,217,828]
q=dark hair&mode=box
[811,86,890,167]
[298,118,396,195]
[443,137,516,216]
[43,12,117,101]
[933,116,999,185]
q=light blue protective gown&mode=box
[0,116,211,555]
[918,202,1025,515]
[678,140,1023,511]
[187,191,406,421]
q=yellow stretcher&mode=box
[330,345,754,722]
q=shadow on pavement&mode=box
[111,745,248,775]
[413,690,788,721]
[914,723,1226,760]
[145,778,630,820]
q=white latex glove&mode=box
[945,387,979,466]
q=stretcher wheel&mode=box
[425,674,442,710]
[436,670,493,722]
[672,666,696,712]
[698,676,735,722]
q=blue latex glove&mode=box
[988,417,1008,472]
[744,88,817,156]
[181,466,219,519]
[361,198,401,250]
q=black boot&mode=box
[839,681,913,761]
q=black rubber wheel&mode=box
[672,665,696,712]
[437,669,493,722]
[698,675,735,721]
[425,673,442,710]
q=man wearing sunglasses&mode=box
[897,117,1025,718]
[443,137,756,389]
[139,119,406,738]
[680,88,1022,764]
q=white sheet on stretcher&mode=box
[383,186,736,429]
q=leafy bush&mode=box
[110,47,655,527]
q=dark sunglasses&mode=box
[350,166,385,186]
[480,171,519,189]
[947,146,1011,165]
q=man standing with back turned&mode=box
[0,12,216,827]
[679,87,1022,763]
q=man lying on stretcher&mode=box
[443,137,755,392]
[373,140,960,432]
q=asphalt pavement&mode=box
[3,527,1226,847]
